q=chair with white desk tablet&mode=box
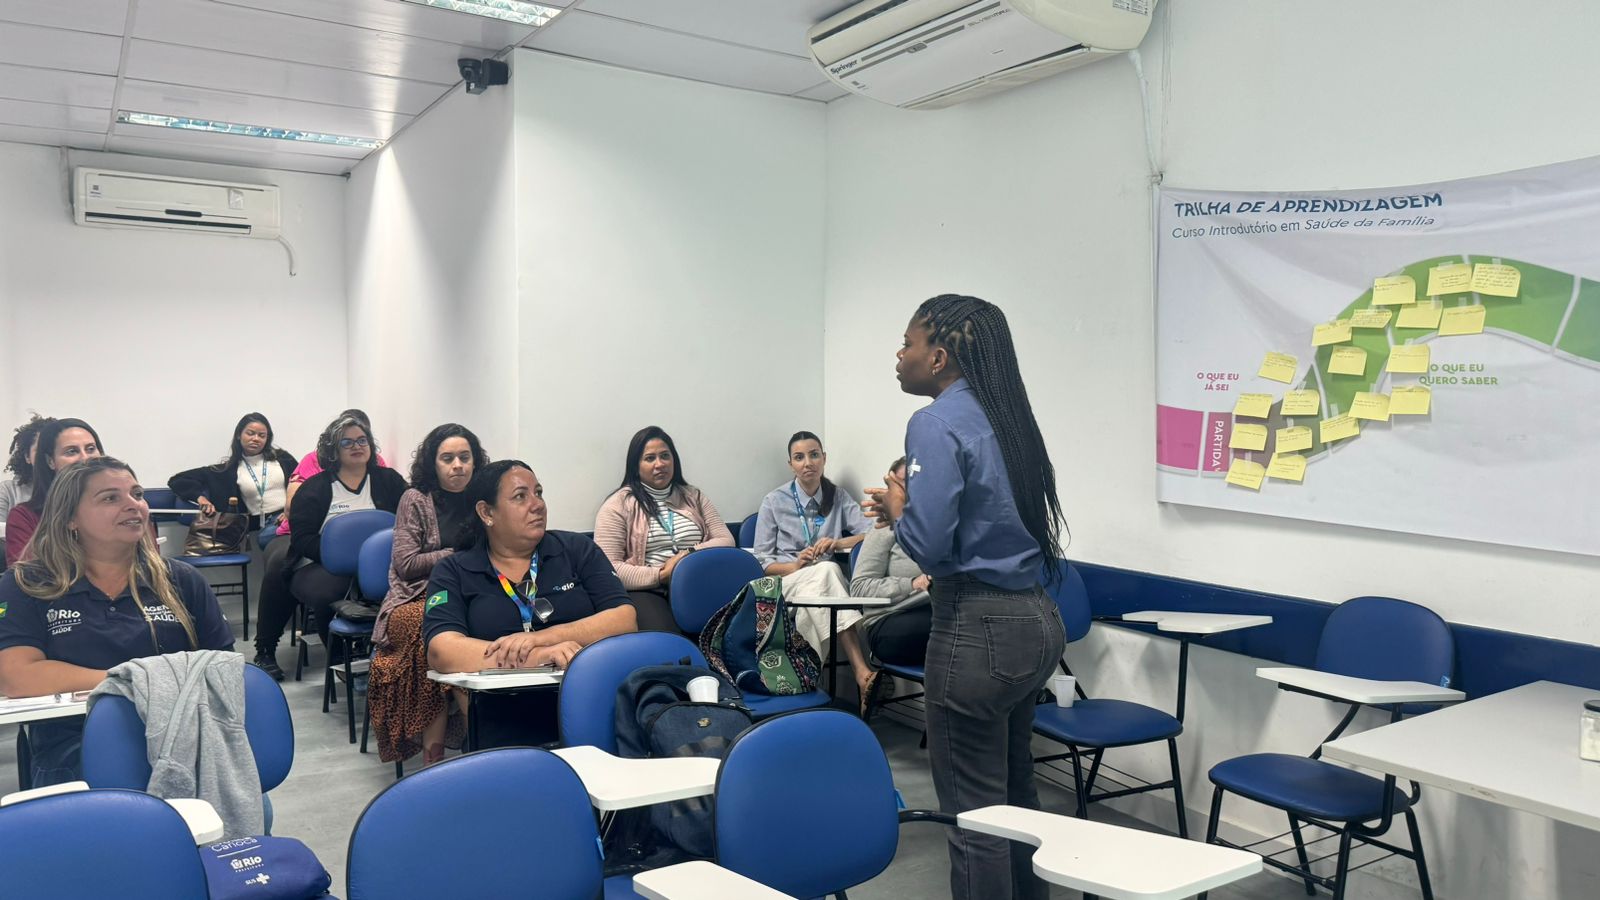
[1199,597,1463,900]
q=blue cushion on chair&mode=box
[878,661,924,683]
[184,553,251,568]
[329,617,375,638]
[1209,753,1414,822]
[1032,699,1182,748]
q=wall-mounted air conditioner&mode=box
[808,0,1158,110]
[73,168,282,239]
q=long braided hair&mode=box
[913,294,1065,578]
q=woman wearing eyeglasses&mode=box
[425,460,636,748]
[251,414,407,677]
[0,457,234,786]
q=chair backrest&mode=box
[346,748,602,900]
[1043,561,1092,643]
[83,662,295,793]
[849,541,862,574]
[669,547,765,634]
[358,528,394,601]
[321,509,396,577]
[559,631,708,753]
[714,710,899,898]
[0,788,208,898]
[737,514,758,548]
[1315,596,1455,685]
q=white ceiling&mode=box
[0,0,854,176]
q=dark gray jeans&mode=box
[925,576,1065,900]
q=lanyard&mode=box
[244,457,270,500]
[789,482,827,547]
[656,508,678,552]
[495,554,541,633]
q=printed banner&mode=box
[1156,157,1600,556]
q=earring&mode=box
[69,527,80,541]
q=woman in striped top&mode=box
[592,426,735,633]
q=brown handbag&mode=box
[183,509,249,555]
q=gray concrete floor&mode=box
[1,589,1313,899]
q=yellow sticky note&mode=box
[1312,320,1353,346]
[1328,346,1367,376]
[1225,459,1266,491]
[1232,393,1274,418]
[1387,344,1430,373]
[1350,308,1393,329]
[1438,304,1487,336]
[1258,352,1298,383]
[1267,452,1307,483]
[1390,386,1432,416]
[1471,263,1521,298]
[1427,263,1473,296]
[1230,423,1268,451]
[1372,275,1418,305]
[1351,391,1391,421]
[1319,414,1360,443]
[1396,301,1443,330]
[1276,425,1313,453]
[1280,389,1321,417]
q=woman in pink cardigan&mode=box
[593,426,735,633]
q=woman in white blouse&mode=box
[170,413,297,532]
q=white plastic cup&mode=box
[688,676,720,704]
[1052,674,1076,708]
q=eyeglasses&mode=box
[338,437,371,449]
[520,578,556,623]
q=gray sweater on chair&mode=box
[90,649,264,837]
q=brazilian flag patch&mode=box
[426,591,448,610]
[0,602,7,618]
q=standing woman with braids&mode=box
[865,294,1067,900]
[0,457,234,785]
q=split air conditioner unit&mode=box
[807,0,1158,109]
[73,168,282,239]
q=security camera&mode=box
[459,57,509,95]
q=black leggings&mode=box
[254,536,353,651]
[626,590,685,635]
[291,563,353,646]
[867,604,933,667]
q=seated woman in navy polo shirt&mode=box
[424,459,636,748]
[0,457,234,786]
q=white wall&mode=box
[512,51,827,531]
[822,2,1600,897]
[0,142,346,484]
[345,77,520,472]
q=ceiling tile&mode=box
[132,0,491,85]
[792,81,848,102]
[109,119,372,160]
[577,0,848,58]
[525,11,824,96]
[0,22,124,75]
[0,122,104,151]
[118,80,408,140]
[0,97,111,131]
[105,133,358,175]
[207,0,543,52]
[0,62,116,107]
[0,0,130,36]
[124,40,445,116]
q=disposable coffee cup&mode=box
[688,676,720,704]
[1052,674,1076,708]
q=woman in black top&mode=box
[170,412,297,532]
[252,414,406,676]
[424,460,636,747]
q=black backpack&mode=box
[605,663,751,869]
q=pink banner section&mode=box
[1202,413,1232,473]
[1156,405,1203,470]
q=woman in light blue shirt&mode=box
[753,431,878,705]
[866,294,1067,900]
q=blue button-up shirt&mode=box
[753,480,871,568]
[897,378,1042,590]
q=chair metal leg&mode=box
[393,761,403,780]
[1166,738,1188,839]
[1288,814,1317,896]
[1405,809,1435,900]
[361,689,372,754]
[1331,829,1353,900]
[1197,787,1225,900]
[240,563,251,642]
[321,636,335,713]
[1068,747,1089,819]
[918,729,927,750]
[345,639,358,744]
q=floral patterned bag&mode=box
[698,575,821,695]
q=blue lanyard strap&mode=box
[789,482,827,547]
[495,554,541,632]
[244,457,270,499]
[655,508,678,551]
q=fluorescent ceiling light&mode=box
[399,0,562,27]
[117,111,384,150]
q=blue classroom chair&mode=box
[560,631,707,753]
[1199,597,1453,900]
[0,789,209,899]
[174,497,254,641]
[316,514,394,739]
[737,513,758,549]
[296,509,393,681]
[355,528,393,759]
